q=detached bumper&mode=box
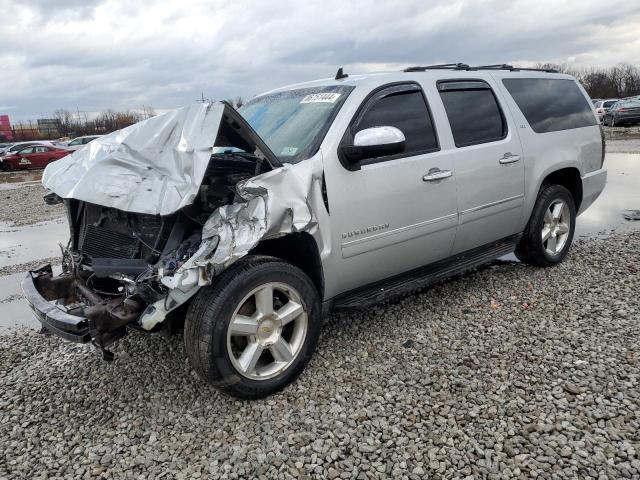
[21,265,92,343]
[21,264,142,347]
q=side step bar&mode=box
[329,234,521,310]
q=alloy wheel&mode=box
[541,199,571,256]
[227,282,308,380]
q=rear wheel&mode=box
[515,184,576,267]
[184,256,321,399]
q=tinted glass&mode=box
[503,78,597,133]
[438,82,506,147]
[603,100,617,108]
[356,89,438,156]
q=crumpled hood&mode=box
[42,102,279,216]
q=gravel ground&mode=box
[0,257,61,277]
[0,183,64,226]
[1,232,638,479]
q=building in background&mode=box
[0,115,13,141]
[37,118,60,137]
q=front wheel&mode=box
[184,256,321,399]
[515,184,576,267]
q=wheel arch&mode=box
[249,232,325,300]
[540,167,583,211]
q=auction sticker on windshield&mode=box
[300,93,341,104]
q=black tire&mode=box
[515,184,576,267]
[184,255,321,399]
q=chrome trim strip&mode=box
[341,212,458,248]
[461,194,524,216]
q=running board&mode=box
[330,234,521,310]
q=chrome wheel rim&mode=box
[227,282,308,380]
[542,199,571,256]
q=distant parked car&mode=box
[0,142,15,154]
[602,100,640,127]
[0,145,70,170]
[0,141,56,157]
[64,135,103,151]
[593,99,619,122]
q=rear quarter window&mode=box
[502,78,597,133]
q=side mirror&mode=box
[340,126,406,165]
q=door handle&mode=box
[499,152,521,164]
[423,168,453,182]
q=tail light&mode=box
[619,108,628,112]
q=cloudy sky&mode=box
[1,0,640,121]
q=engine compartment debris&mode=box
[29,102,319,349]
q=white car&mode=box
[594,99,619,122]
[63,135,103,151]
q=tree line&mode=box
[53,106,156,138]
[537,62,640,99]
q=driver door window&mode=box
[352,85,439,164]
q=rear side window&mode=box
[354,85,439,157]
[438,81,507,147]
[502,78,597,133]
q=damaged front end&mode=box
[22,101,320,357]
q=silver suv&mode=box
[23,64,607,398]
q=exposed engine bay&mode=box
[25,101,320,358]
[34,152,270,352]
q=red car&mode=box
[1,145,70,170]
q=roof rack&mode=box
[403,63,558,73]
[404,63,469,72]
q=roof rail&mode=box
[403,63,559,73]
[404,63,469,72]
[470,64,515,70]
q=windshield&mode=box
[238,85,354,163]
[603,101,617,108]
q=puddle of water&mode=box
[0,170,43,190]
[0,219,69,268]
[0,267,62,330]
[576,152,640,237]
[0,271,39,330]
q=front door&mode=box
[322,82,459,298]
[436,78,525,254]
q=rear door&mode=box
[436,79,525,254]
[322,82,458,296]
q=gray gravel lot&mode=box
[1,231,639,479]
[0,183,64,226]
